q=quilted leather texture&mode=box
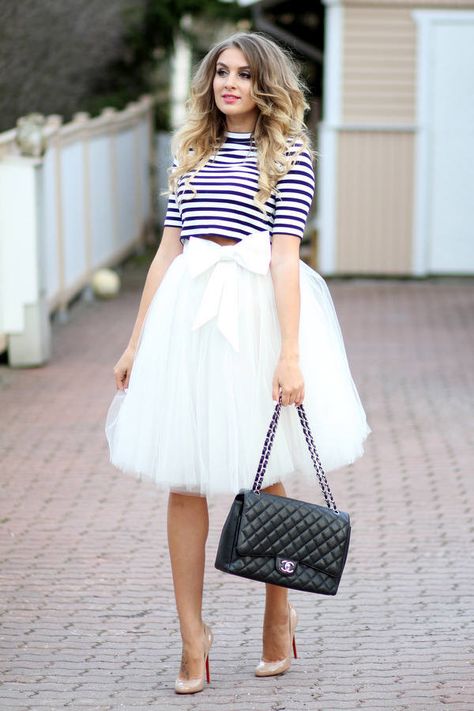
[215,490,351,596]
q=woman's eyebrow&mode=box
[216,62,250,70]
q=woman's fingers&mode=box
[294,387,305,406]
[273,364,305,405]
[273,360,304,406]
[279,386,305,407]
[114,370,122,390]
[113,348,135,390]
[113,366,127,391]
[272,375,280,401]
[280,387,294,406]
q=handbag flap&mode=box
[236,490,350,578]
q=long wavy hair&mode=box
[167,31,315,212]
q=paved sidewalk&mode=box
[1,253,473,710]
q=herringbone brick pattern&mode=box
[1,257,473,710]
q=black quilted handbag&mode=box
[214,400,351,595]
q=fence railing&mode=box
[0,95,154,365]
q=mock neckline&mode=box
[225,130,253,139]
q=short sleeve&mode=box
[163,157,182,229]
[271,148,315,239]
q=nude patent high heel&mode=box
[174,623,213,694]
[255,603,298,677]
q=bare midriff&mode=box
[198,235,240,246]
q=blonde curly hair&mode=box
[167,31,315,213]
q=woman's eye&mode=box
[216,69,251,79]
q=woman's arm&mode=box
[113,226,183,389]
[127,226,183,349]
[270,234,305,406]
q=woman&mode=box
[106,31,371,694]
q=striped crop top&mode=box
[163,130,315,243]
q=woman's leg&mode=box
[260,481,291,661]
[167,491,209,679]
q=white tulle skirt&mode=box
[105,232,371,497]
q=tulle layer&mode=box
[105,240,371,497]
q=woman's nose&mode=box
[224,74,237,89]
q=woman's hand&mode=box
[113,345,136,390]
[272,355,305,406]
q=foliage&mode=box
[84,0,251,129]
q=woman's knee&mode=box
[261,481,287,497]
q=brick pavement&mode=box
[1,253,473,710]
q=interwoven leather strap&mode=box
[251,399,339,513]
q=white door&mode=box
[414,14,474,274]
[413,10,474,274]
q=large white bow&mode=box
[184,230,271,351]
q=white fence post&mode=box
[0,157,51,366]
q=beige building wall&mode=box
[342,7,416,123]
[334,4,417,274]
[336,130,414,274]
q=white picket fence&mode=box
[0,96,154,365]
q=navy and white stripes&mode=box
[164,131,315,243]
